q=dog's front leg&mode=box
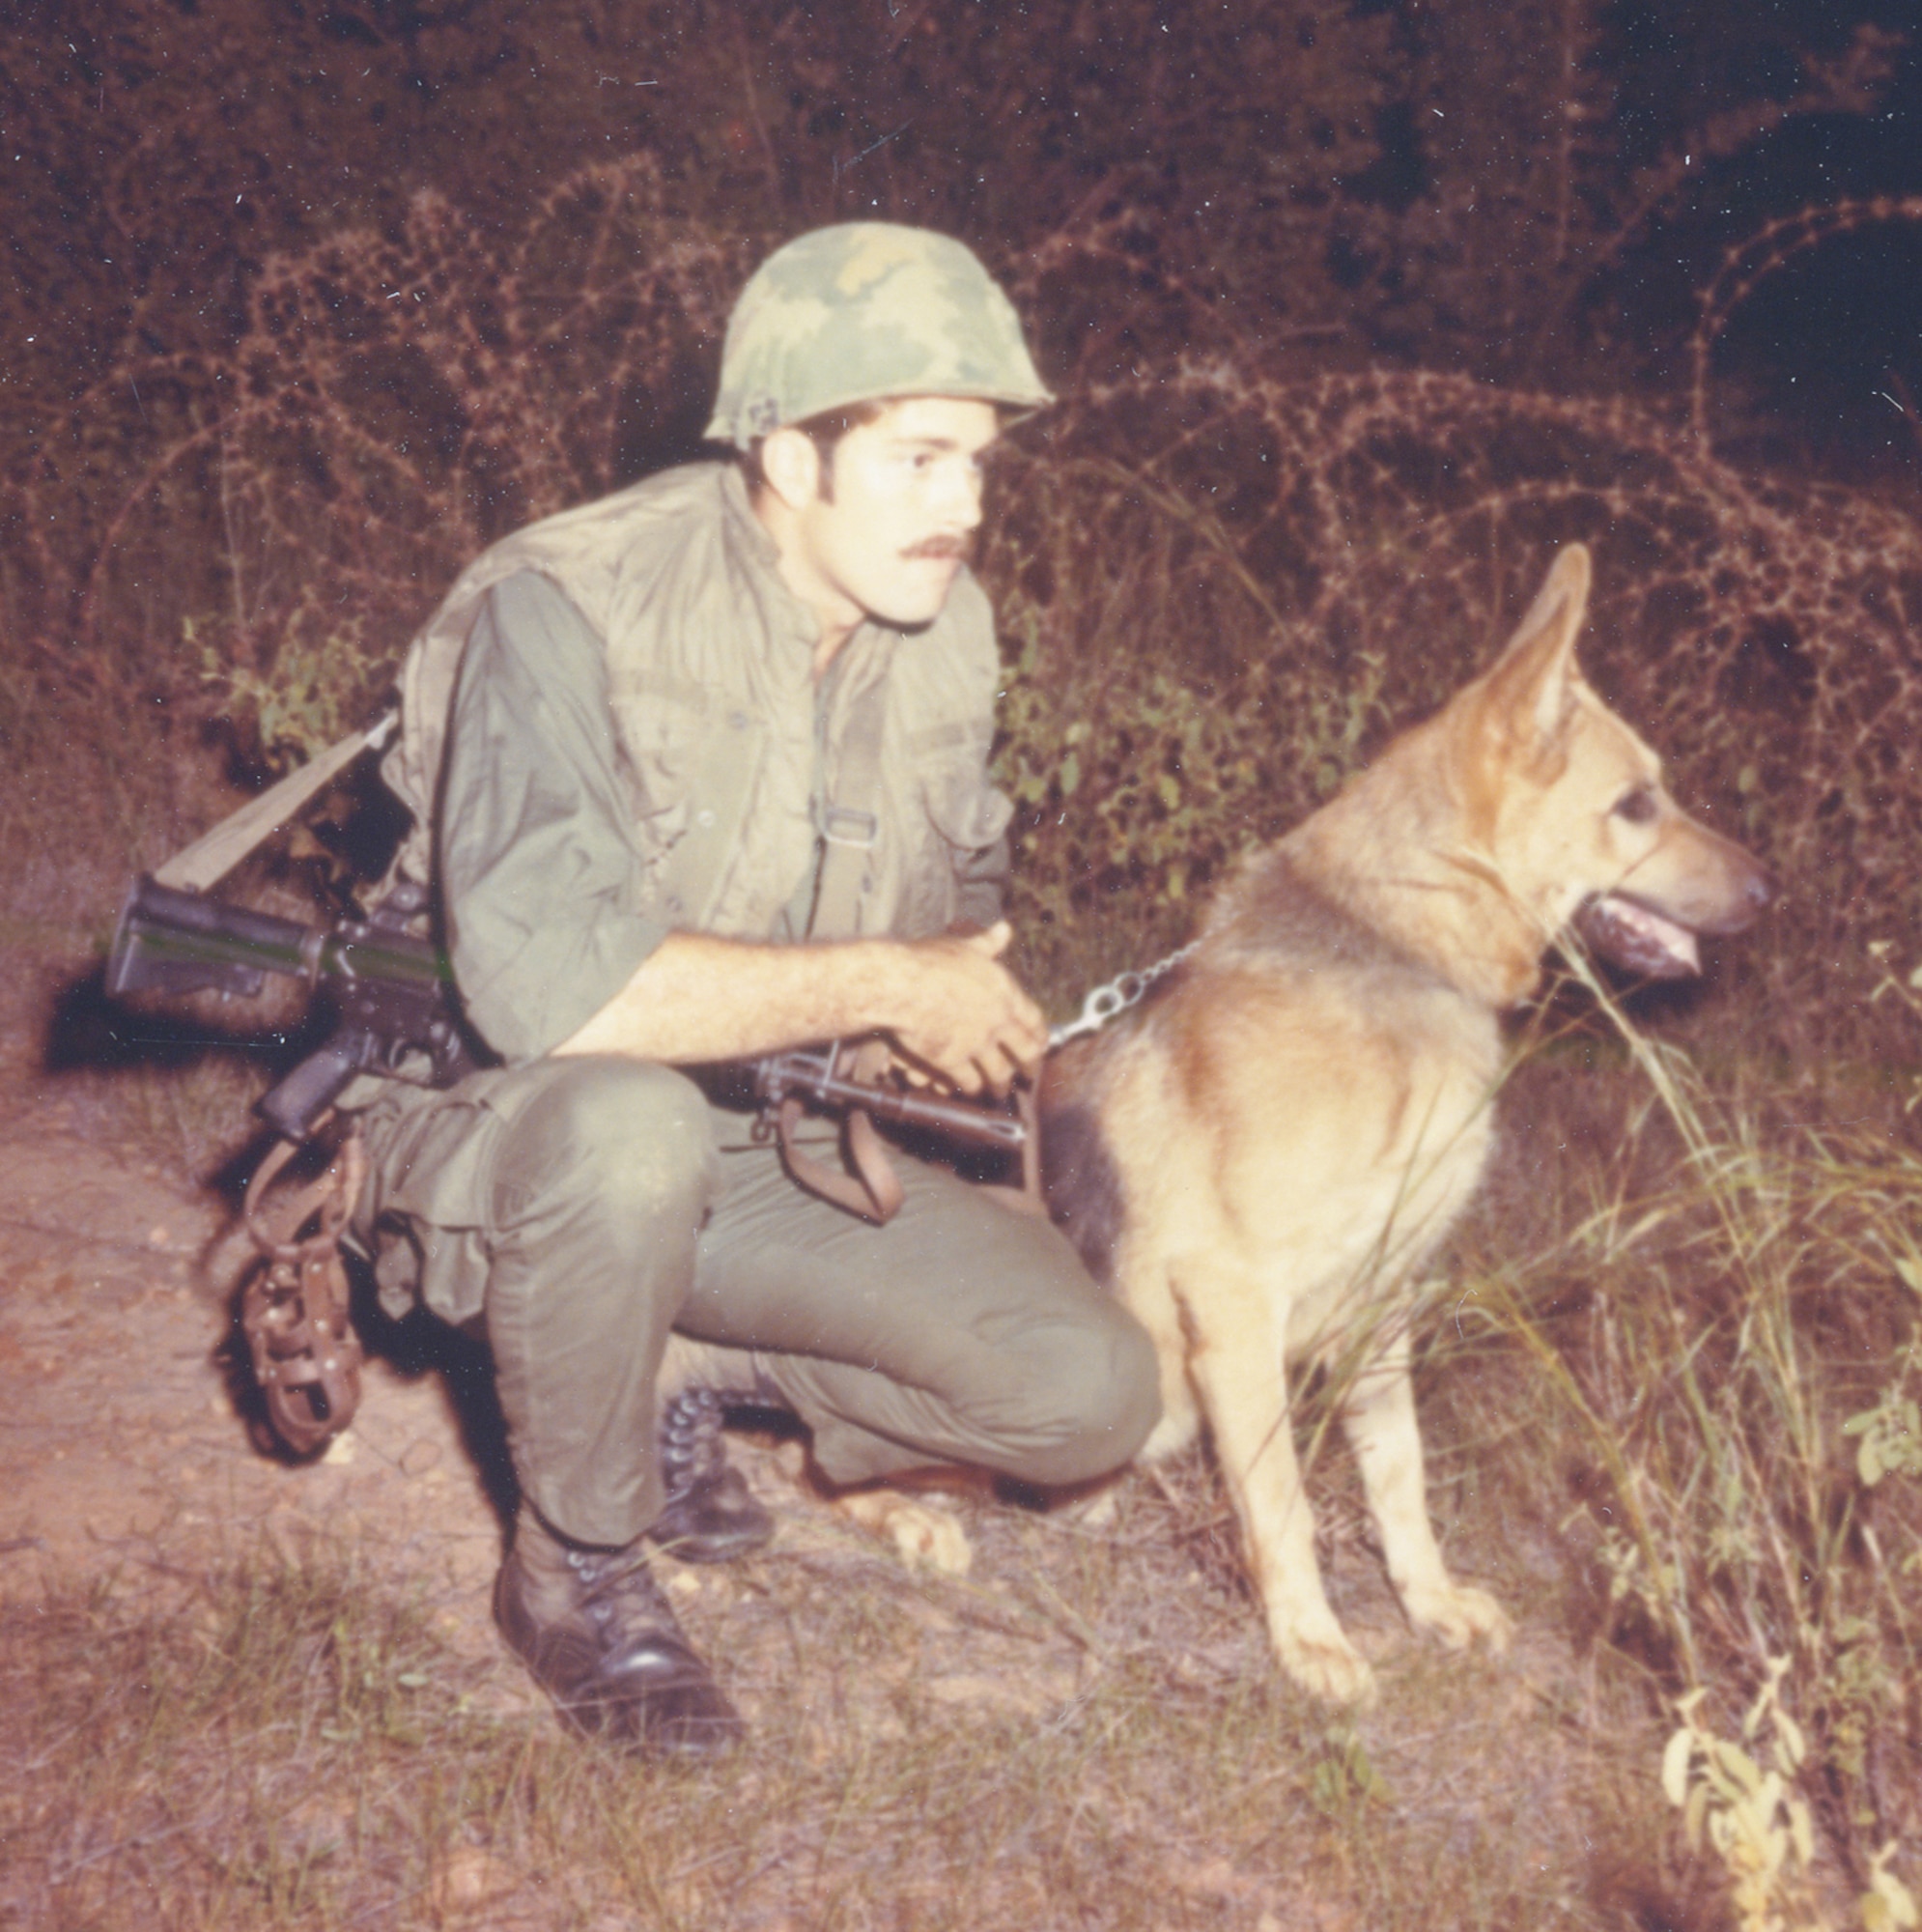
[1340,1326,1512,1658]
[1173,1268,1376,1706]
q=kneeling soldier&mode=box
[348,224,1160,1756]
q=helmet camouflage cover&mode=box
[705,222,1053,449]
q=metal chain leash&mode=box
[1047,941,1201,1051]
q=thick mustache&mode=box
[901,533,975,564]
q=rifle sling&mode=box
[156,713,398,895]
[774,1094,907,1225]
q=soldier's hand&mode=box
[882,921,1046,1095]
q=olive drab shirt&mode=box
[382,462,1014,1065]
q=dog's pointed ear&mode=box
[1474,545,1593,766]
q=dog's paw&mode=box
[835,1492,974,1577]
[1274,1626,1378,1708]
[1402,1579,1512,1655]
[1066,1486,1120,1529]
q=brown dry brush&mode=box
[17,167,1922,1052]
[989,361,1922,1050]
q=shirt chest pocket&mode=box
[609,690,766,924]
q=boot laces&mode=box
[565,1543,683,1642]
[659,1386,730,1494]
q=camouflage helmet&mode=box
[705,223,1053,449]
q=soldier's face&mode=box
[784,397,999,634]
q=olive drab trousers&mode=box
[349,1056,1160,1548]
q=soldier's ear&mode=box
[759,426,825,512]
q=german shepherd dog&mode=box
[1039,545,1770,1704]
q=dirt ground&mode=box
[0,899,545,1715]
[0,1086,503,1661]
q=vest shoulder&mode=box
[941,566,995,636]
[507,462,734,562]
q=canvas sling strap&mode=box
[146,716,395,1453]
[777,673,909,1221]
[154,712,399,894]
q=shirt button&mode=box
[695,809,717,828]
[728,711,749,731]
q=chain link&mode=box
[1047,941,1201,1051]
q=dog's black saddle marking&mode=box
[1037,1092,1124,1288]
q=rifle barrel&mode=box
[109,875,443,1000]
[110,883,1026,1160]
[756,1052,1027,1150]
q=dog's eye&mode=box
[1613,787,1660,825]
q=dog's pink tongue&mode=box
[1579,895,1701,979]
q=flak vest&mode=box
[382,463,1012,946]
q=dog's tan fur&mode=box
[1040,545,1769,1704]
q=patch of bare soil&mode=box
[0,895,524,1675]
[0,1103,498,1651]
[0,1081,1124,1725]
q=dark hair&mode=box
[742,399,888,503]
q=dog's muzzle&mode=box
[1574,893,1705,980]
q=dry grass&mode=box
[1435,989,1922,1926]
[0,1463,1686,1932]
[12,962,1922,1927]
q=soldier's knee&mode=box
[997,1303,1161,1487]
[1056,1307,1162,1479]
[493,1058,717,1236]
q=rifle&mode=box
[106,874,1032,1160]
[752,1046,1027,1153]
[108,874,478,1142]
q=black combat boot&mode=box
[495,1511,744,1757]
[647,1386,777,1564]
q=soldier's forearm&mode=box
[551,931,915,1065]
[551,923,1047,1094]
